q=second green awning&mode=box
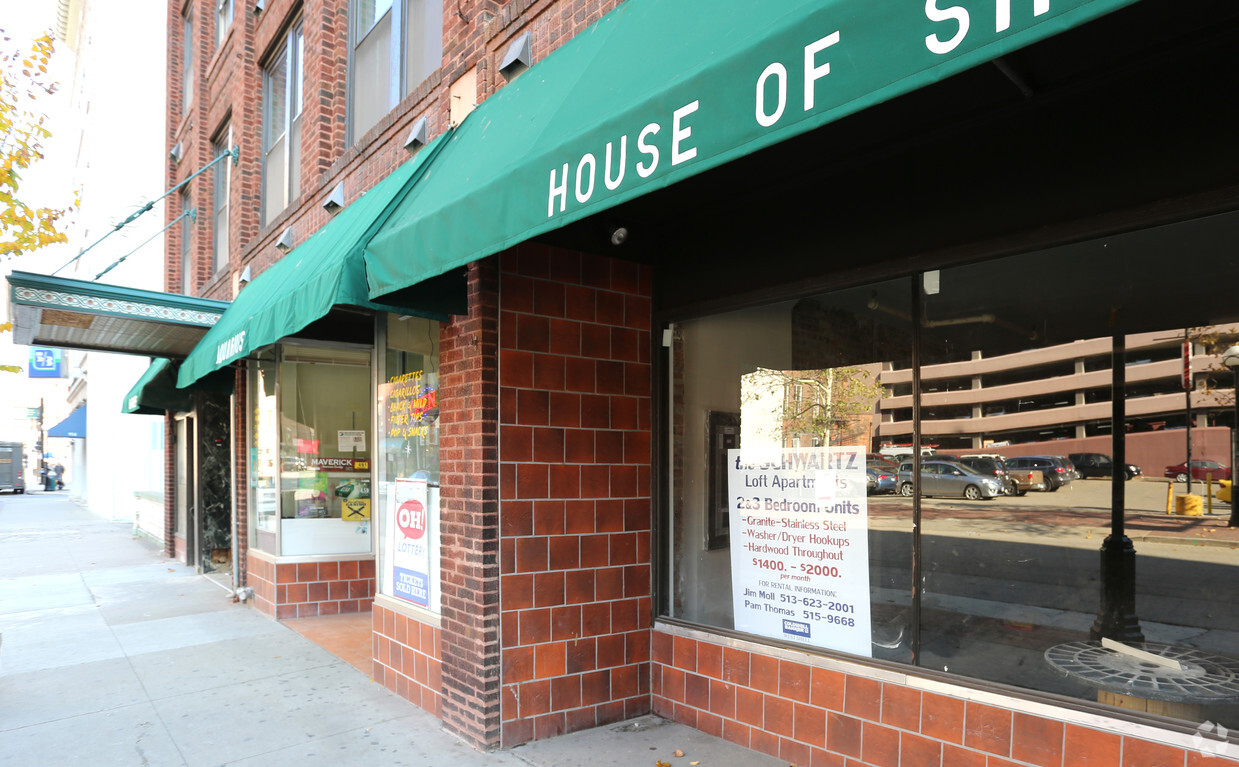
[365,0,1139,301]
[177,134,450,388]
[124,358,190,414]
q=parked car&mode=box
[958,455,1016,495]
[867,466,897,495]
[1005,456,1072,491]
[1067,452,1142,480]
[896,460,1006,500]
[1055,455,1081,480]
[1163,460,1232,482]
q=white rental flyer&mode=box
[728,446,872,656]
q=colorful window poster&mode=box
[728,446,872,657]
[391,477,432,607]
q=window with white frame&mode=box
[182,6,194,117]
[212,126,231,274]
[348,0,442,142]
[180,188,193,295]
[215,0,233,50]
[262,20,303,226]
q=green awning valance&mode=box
[124,358,191,414]
[177,134,450,388]
[365,0,1138,300]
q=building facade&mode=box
[156,0,1239,763]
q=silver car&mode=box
[896,460,1006,500]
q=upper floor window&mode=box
[180,188,194,294]
[262,21,304,226]
[216,0,233,50]
[212,126,232,274]
[182,7,194,117]
[349,0,442,141]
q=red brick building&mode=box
[158,0,1239,762]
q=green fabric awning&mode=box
[126,357,236,413]
[177,135,450,388]
[124,358,191,414]
[365,0,1138,300]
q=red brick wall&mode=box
[437,259,503,749]
[652,630,1229,767]
[248,555,375,619]
[372,604,443,717]
[497,244,653,747]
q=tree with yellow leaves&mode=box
[1,30,73,258]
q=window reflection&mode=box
[668,226,1239,726]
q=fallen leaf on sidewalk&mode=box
[656,761,670,767]
[673,749,685,757]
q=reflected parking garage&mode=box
[667,212,1239,728]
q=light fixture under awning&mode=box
[176,132,455,389]
[364,0,1138,302]
[6,271,229,358]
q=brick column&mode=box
[438,259,503,748]
[164,414,176,559]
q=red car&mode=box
[1163,460,1231,482]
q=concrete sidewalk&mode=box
[0,494,780,767]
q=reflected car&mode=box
[1067,452,1142,480]
[867,467,897,494]
[1055,455,1081,480]
[895,460,1006,500]
[867,455,900,471]
[1163,460,1231,482]
[958,455,1018,495]
[1005,456,1072,491]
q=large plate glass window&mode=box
[667,279,916,661]
[375,314,441,612]
[248,349,278,554]
[246,343,374,557]
[665,213,1239,730]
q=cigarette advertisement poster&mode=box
[728,446,872,656]
[391,477,431,607]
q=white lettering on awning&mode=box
[215,330,247,365]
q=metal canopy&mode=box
[6,271,229,359]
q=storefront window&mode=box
[376,314,441,612]
[668,221,1239,728]
[248,350,278,554]
[668,281,916,660]
[246,343,373,557]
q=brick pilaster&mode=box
[438,259,503,749]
